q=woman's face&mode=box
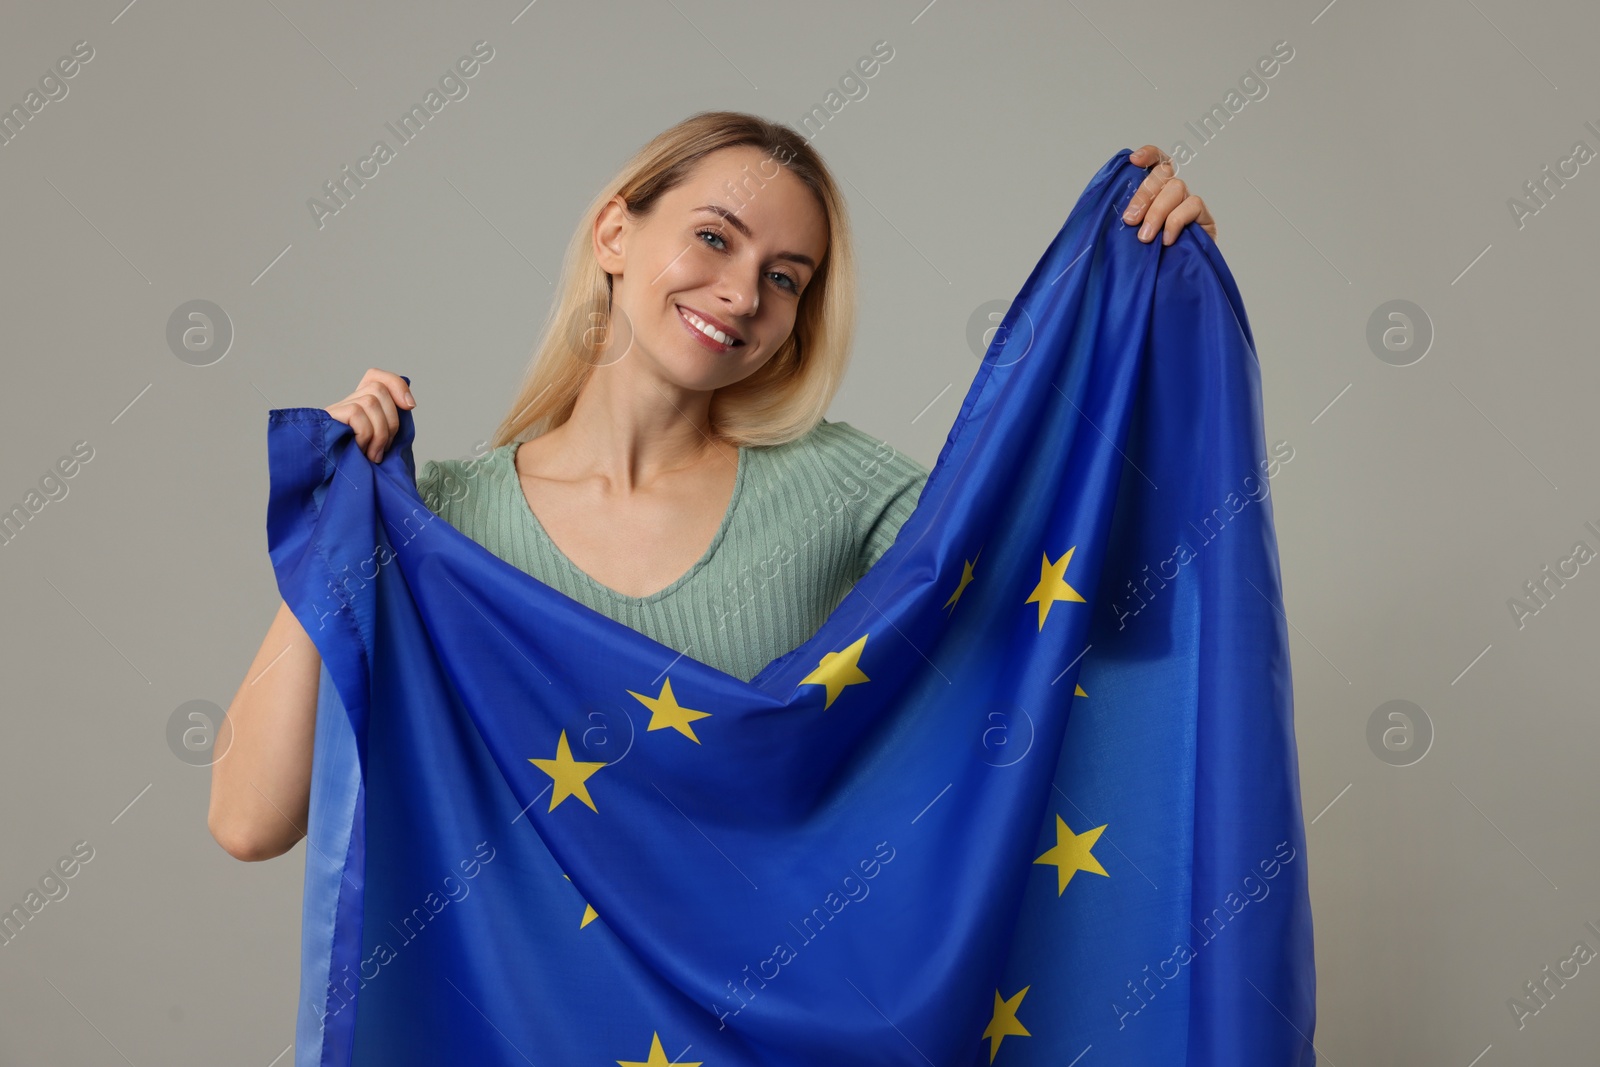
[595,144,829,391]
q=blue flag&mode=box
[268,148,1316,1066]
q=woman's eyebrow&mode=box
[694,204,816,270]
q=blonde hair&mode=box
[489,110,857,450]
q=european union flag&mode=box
[268,148,1316,1066]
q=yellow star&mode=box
[527,729,605,812]
[561,873,599,928]
[798,633,870,709]
[1025,546,1086,630]
[1074,683,1087,697]
[943,546,983,612]
[628,676,712,743]
[982,984,1032,1063]
[617,1031,699,1067]
[1033,814,1109,895]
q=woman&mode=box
[208,110,1214,862]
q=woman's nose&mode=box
[713,269,760,318]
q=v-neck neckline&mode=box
[503,440,748,606]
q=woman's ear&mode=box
[593,196,629,275]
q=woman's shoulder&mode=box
[416,441,513,516]
[763,417,930,478]
[750,417,930,579]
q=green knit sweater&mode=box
[415,418,930,683]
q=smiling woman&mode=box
[213,112,1218,865]
[207,103,1253,1067]
[213,111,1215,866]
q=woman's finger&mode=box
[1159,196,1215,245]
[1157,196,1218,245]
[355,393,397,461]
[1159,197,1200,245]
[358,367,416,410]
[342,404,376,458]
[1122,166,1176,225]
[1136,178,1188,241]
[1129,144,1167,170]
[357,382,402,440]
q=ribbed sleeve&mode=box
[807,420,931,580]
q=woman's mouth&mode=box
[677,305,744,353]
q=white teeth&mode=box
[681,307,734,346]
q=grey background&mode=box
[1,0,1595,1063]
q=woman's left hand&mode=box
[1123,145,1218,246]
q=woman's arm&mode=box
[207,601,321,861]
[208,368,415,861]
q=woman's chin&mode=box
[638,340,754,389]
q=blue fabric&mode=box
[270,148,1316,1066]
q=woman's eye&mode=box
[697,230,799,293]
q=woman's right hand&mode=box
[325,368,416,463]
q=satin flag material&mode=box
[269,149,1316,1066]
